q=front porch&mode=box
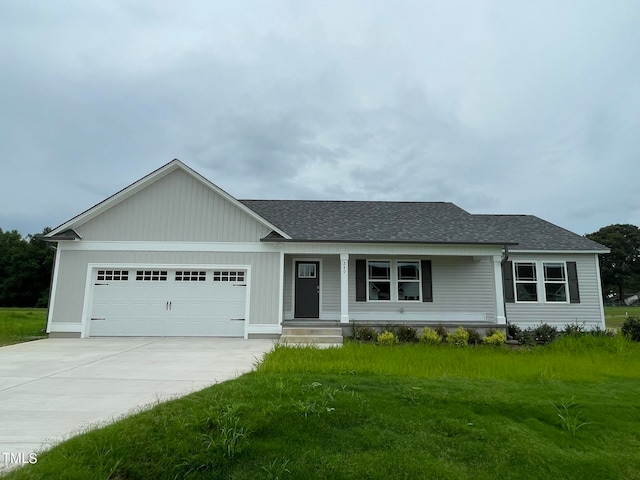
[279,246,508,338]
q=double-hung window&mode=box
[513,261,569,303]
[367,260,421,301]
[514,262,537,302]
[368,261,391,301]
[543,263,567,302]
[397,261,420,300]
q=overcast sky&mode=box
[1,1,638,238]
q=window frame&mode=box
[366,259,421,302]
[543,262,568,303]
[514,262,538,303]
[512,260,570,304]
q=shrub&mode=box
[396,325,418,343]
[621,317,640,342]
[421,327,443,345]
[377,331,398,346]
[483,330,506,346]
[466,328,482,346]
[446,326,469,347]
[354,326,378,343]
[507,322,521,340]
[434,325,449,342]
[532,323,559,345]
[517,329,536,346]
[563,322,586,336]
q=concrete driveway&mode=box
[0,337,274,470]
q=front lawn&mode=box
[605,306,640,331]
[5,335,640,479]
[0,308,47,346]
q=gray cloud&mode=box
[1,0,639,235]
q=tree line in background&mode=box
[586,224,640,304]
[0,224,638,308]
[0,228,54,308]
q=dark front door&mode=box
[294,261,320,318]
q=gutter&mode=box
[501,244,511,339]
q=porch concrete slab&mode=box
[0,337,274,471]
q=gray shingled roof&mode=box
[240,200,607,251]
[474,215,608,251]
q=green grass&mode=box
[4,336,640,480]
[605,306,640,331]
[0,308,47,346]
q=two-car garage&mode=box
[88,267,249,337]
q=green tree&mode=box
[586,224,640,302]
[0,227,54,307]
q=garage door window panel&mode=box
[97,270,129,281]
[136,270,168,281]
[213,271,245,282]
[175,271,206,281]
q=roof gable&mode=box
[47,159,290,240]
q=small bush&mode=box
[421,327,443,345]
[483,331,506,346]
[531,323,559,345]
[515,323,559,346]
[621,317,640,342]
[507,322,521,340]
[466,328,482,346]
[378,331,398,346]
[396,325,418,343]
[563,322,586,336]
[446,326,469,347]
[354,326,378,343]
[434,325,449,342]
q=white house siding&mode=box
[283,254,340,320]
[76,169,271,242]
[48,249,281,336]
[348,255,498,324]
[505,253,605,329]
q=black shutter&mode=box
[421,260,433,302]
[567,262,580,303]
[355,259,366,302]
[502,261,515,303]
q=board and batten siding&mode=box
[283,255,341,320]
[49,249,281,332]
[76,169,271,242]
[348,256,498,323]
[505,253,605,329]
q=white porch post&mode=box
[493,255,506,325]
[340,253,349,324]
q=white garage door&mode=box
[89,268,248,337]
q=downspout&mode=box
[500,245,510,339]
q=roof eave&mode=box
[260,238,519,247]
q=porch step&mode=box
[280,327,343,345]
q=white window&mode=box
[397,261,420,300]
[514,262,537,302]
[513,261,569,303]
[297,263,317,278]
[367,260,420,302]
[543,262,567,302]
[368,261,391,301]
